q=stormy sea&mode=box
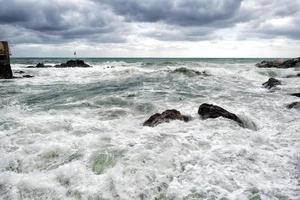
[0,58,299,200]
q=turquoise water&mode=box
[0,58,299,199]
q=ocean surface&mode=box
[0,58,299,200]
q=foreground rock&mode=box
[287,102,300,109]
[256,58,300,68]
[172,67,209,76]
[54,60,91,68]
[198,103,243,126]
[262,78,281,89]
[143,109,191,127]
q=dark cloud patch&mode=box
[102,0,243,26]
[0,0,127,44]
[141,25,215,41]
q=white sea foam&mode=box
[0,59,299,199]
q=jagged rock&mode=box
[290,93,300,97]
[143,109,191,127]
[172,67,209,76]
[198,103,243,126]
[256,58,300,68]
[54,60,91,68]
[287,102,300,109]
[262,78,282,89]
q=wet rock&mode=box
[54,60,91,68]
[285,73,300,78]
[198,103,243,126]
[28,63,52,68]
[22,75,34,78]
[256,58,300,68]
[0,64,13,79]
[143,109,191,127]
[172,67,209,76]
[290,93,300,97]
[286,102,300,109]
[14,70,25,74]
[262,78,281,89]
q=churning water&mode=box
[0,58,299,199]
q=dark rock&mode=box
[290,93,300,97]
[143,109,191,127]
[14,70,25,74]
[172,67,208,76]
[287,102,300,109]
[285,73,300,78]
[22,75,34,78]
[262,78,282,89]
[36,63,45,68]
[198,103,243,126]
[54,60,91,68]
[256,58,300,68]
[28,63,52,68]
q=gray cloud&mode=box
[237,0,300,40]
[0,0,127,44]
[0,0,300,47]
[102,0,243,26]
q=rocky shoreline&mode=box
[1,57,299,129]
[0,59,91,79]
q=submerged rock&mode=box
[27,63,52,68]
[172,67,209,76]
[198,103,243,126]
[290,93,300,97]
[143,109,191,127]
[285,73,300,78]
[287,102,300,109]
[262,78,281,89]
[256,58,300,68]
[22,75,34,78]
[54,60,91,68]
[14,70,25,74]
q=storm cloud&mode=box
[0,0,127,44]
[101,0,243,26]
[0,0,299,56]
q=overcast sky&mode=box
[1,0,300,57]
